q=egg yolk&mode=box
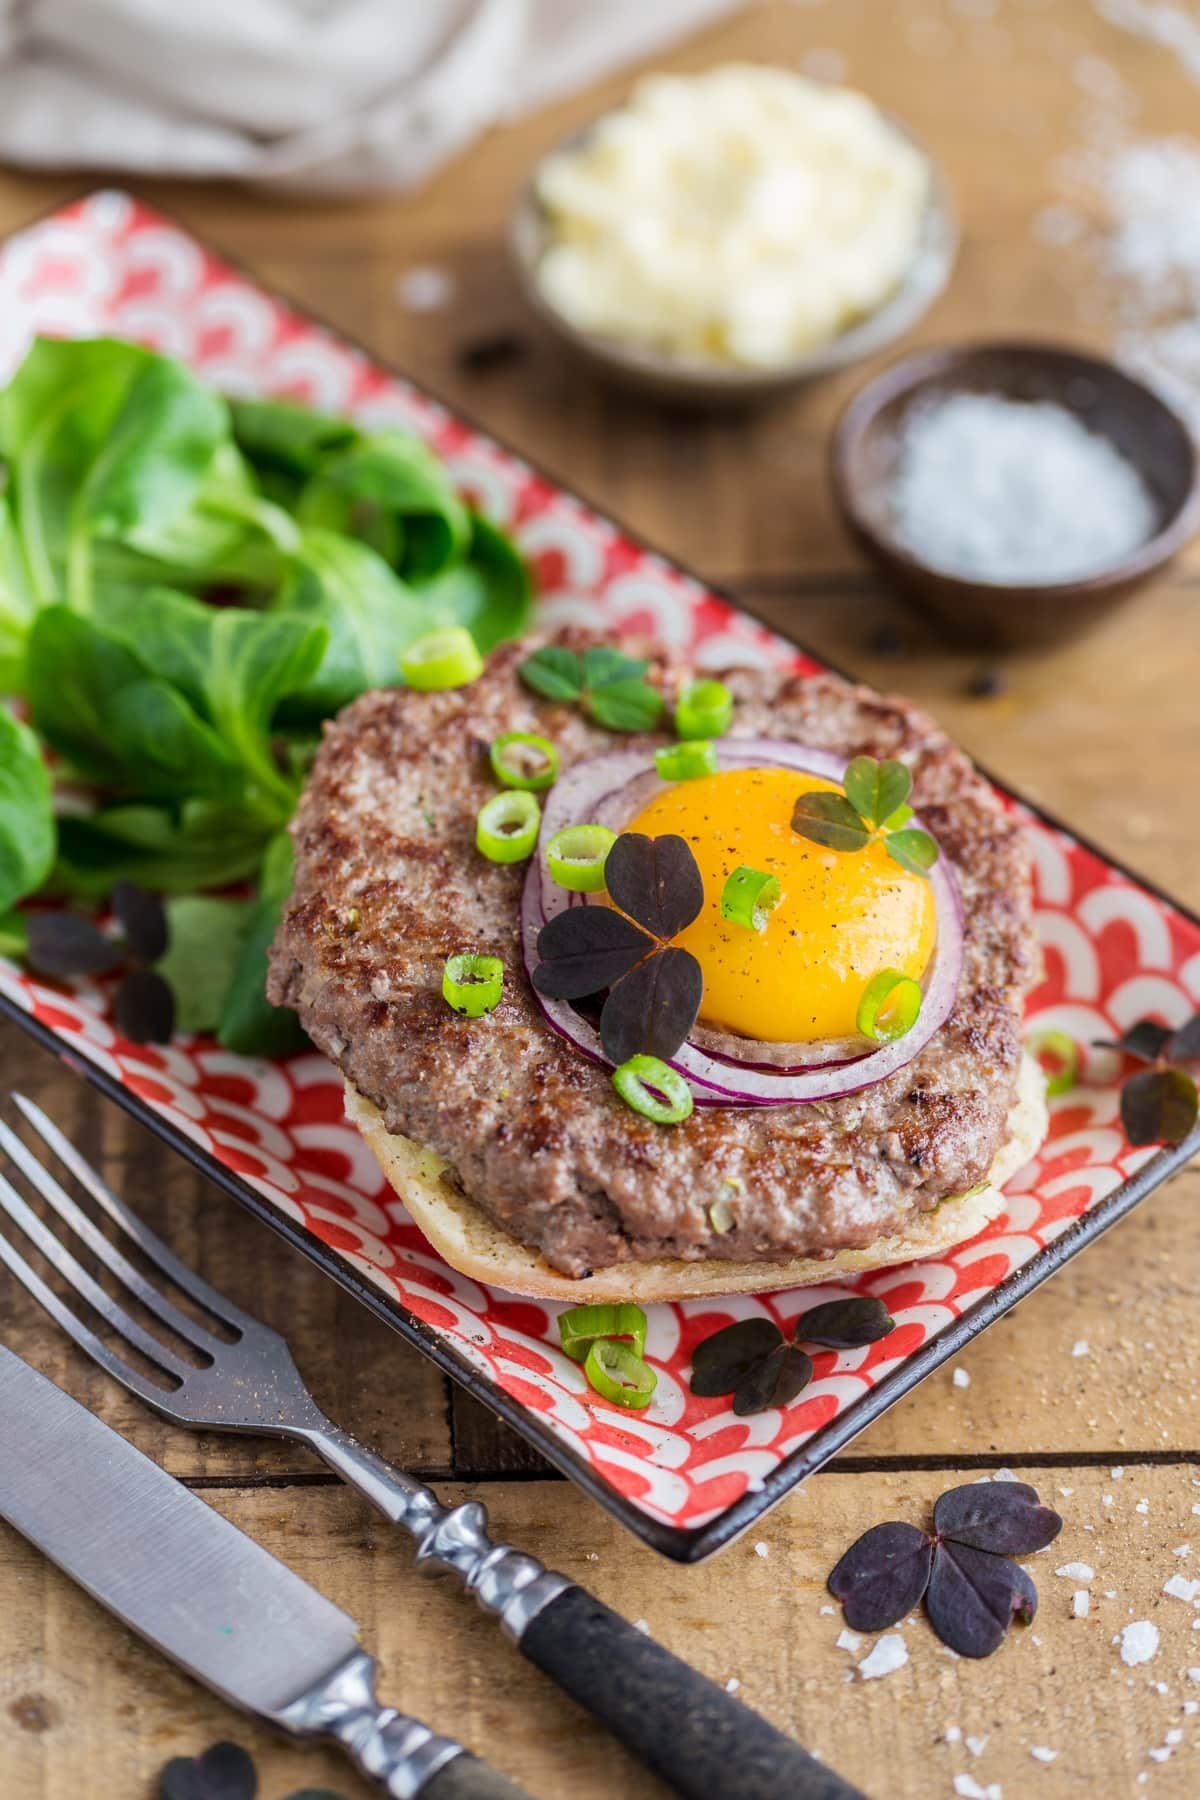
[625,767,936,1043]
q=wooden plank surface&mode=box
[0,1,1198,1795]
[5,1470,1200,1799]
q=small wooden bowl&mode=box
[510,114,957,409]
[830,342,1200,648]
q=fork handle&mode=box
[305,1424,862,1800]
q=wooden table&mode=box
[1,4,1198,1795]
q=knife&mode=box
[0,1348,533,1800]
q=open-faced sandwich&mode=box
[267,631,1047,1301]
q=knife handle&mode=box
[279,1648,535,1800]
[518,1585,865,1800]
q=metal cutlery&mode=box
[0,1092,864,1800]
[0,1346,533,1800]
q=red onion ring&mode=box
[522,742,965,1107]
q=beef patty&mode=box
[268,634,1038,1278]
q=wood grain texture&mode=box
[3,1470,1199,1800]
[0,1,1197,1794]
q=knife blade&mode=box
[0,1349,532,1800]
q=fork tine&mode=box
[9,1094,256,1336]
[0,1118,222,1358]
[0,1223,180,1415]
[0,1168,198,1384]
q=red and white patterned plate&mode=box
[2,192,1198,1560]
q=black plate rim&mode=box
[3,185,1198,1563]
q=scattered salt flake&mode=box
[632,1619,650,1635]
[836,1629,863,1653]
[953,1367,971,1388]
[754,1541,770,1559]
[396,265,456,312]
[1165,1729,1183,1746]
[1104,1591,1117,1599]
[1184,1701,1199,1714]
[1152,1681,1169,1695]
[1174,1544,1192,1557]
[1103,1495,1114,1506]
[819,1605,836,1615]
[1163,1574,1200,1603]
[1059,1487,1074,1497]
[1030,1747,1058,1764]
[1136,1499,1149,1514]
[857,1633,908,1679]
[994,1468,1019,1482]
[1072,1340,1090,1356]
[1056,1562,1095,1581]
[1074,1590,1091,1618]
[1192,1504,1200,1516]
[946,1726,963,1744]
[1148,1747,1172,1763]
[724,1677,741,1694]
[1111,1467,1125,1479]
[1033,202,1088,248]
[1189,1669,1200,1683]
[966,1734,989,1757]
[1115,1620,1159,1666]
[1031,1633,1043,1646]
[953,1777,1001,1800]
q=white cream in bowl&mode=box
[533,64,932,370]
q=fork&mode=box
[0,1093,862,1800]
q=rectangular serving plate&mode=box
[2,190,1198,1562]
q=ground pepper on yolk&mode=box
[625,767,937,1043]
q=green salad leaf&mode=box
[0,708,55,912]
[411,514,533,654]
[91,584,327,814]
[229,394,358,477]
[294,430,471,579]
[217,832,307,1057]
[272,529,432,718]
[0,337,228,611]
[27,606,245,802]
[156,895,251,1033]
[0,334,534,1052]
[55,800,271,897]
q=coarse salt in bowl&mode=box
[830,341,1200,648]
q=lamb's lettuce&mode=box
[0,334,534,1048]
[0,708,55,913]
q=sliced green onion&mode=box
[489,730,560,792]
[476,789,540,863]
[558,1302,648,1363]
[611,1054,694,1125]
[442,952,504,1017]
[655,740,717,783]
[675,678,733,741]
[856,968,923,1043]
[1027,1026,1079,1098]
[545,823,616,893]
[720,865,782,933]
[401,626,484,690]
[584,1337,657,1409]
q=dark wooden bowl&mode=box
[829,341,1200,648]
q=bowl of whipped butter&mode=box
[512,64,956,405]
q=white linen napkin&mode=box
[0,0,738,193]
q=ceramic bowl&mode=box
[509,112,957,409]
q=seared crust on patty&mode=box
[268,634,1039,1279]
